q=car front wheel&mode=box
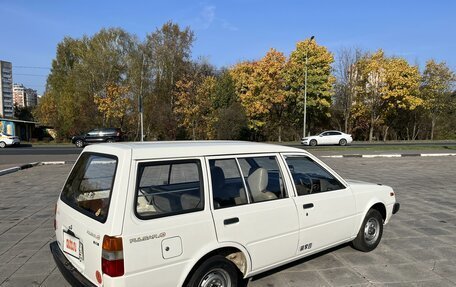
[309,139,317,146]
[186,255,239,287]
[352,209,383,252]
[75,139,84,148]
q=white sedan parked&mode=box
[0,132,20,148]
[301,130,353,146]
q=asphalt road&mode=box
[0,146,79,167]
[1,141,455,167]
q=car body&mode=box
[301,130,353,146]
[71,128,123,148]
[50,141,399,287]
[0,132,20,148]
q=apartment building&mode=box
[0,60,13,118]
[13,83,26,107]
[25,87,38,107]
[13,83,38,109]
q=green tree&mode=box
[420,60,456,139]
[14,104,34,121]
[286,38,335,137]
[35,29,136,140]
[142,21,195,140]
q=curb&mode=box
[321,153,456,158]
[0,162,40,176]
[0,161,74,176]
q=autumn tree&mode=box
[286,38,335,137]
[381,57,421,140]
[94,84,132,127]
[230,49,288,140]
[174,61,217,139]
[353,50,387,141]
[420,60,456,139]
[353,50,423,141]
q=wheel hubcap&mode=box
[364,217,380,245]
[199,268,231,287]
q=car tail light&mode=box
[102,235,124,277]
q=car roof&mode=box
[83,140,307,159]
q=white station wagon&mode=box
[50,141,399,287]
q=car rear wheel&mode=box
[106,139,114,143]
[75,139,84,148]
[339,139,347,146]
[186,255,239,287]
[0,141,6,148]
[352,209,383,252]
[309,139,317,146]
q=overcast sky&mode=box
[1,0,455,95]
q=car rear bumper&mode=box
[50,241,97,287]
[393,203,400,214]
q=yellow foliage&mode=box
[230,48,287,130]
[94,83,131,124]
[174,75,217,139]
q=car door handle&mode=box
[303,203,314,209]
[224,217,239,225]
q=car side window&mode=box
[237,156,287,203]
[210,156,287,208]
[209,159,248,209]
[285,156,345,196]
[87,130,99,136]
[135,160,203,219]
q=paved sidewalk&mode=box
[0,157,455,286]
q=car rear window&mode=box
[60,153,117,223]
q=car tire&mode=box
[352,209,383,252]
[75,139,84,148]
[339,139,347,146]
[185,255,239,287]
[309,139,317,146]
[0,141,6,148]
[106,139,114,143]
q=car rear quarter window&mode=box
[136,160,203,219]
[60,153,117,223]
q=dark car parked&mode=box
[71,128,123,148]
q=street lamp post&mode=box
[303,35,314,139]
[139,54,145,142]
